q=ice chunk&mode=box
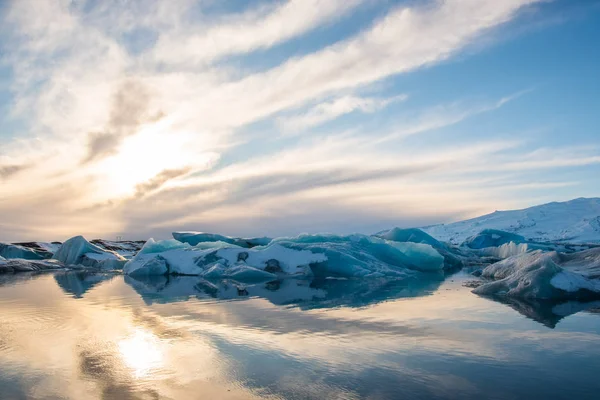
[463,229,527,249]
[385,242,444,271]
[201,263,228,279]
[0,243,51,260]
[53,236,126,268]
[0,258,64,273]
[474,251,600,299]
[125,254,169,277]
[376,228,444,249]
[216,244,327,275]
[376,228,464,269]
[271,234,434,277]
[125,234,452,280]
[479,242,531,259]
[173,231,271,248]
[225,265,278,281]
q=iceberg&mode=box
[53,236,126,269]
[479,242,532,259]
[473,249,600,300]
[0,258,64,273]
[173,231,272,248]
[0,242,52,260]
[385,241,444,271]
[462,229,527,249]
[89,239,145,258]
[375,228,464,269]
[270,233,444,276]
[376,227,444,248]
[124,233,449,279]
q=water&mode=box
[0,271,599,400]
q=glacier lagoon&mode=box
[1,270,600,399]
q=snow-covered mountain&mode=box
[423,198,600,245]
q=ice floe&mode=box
[53,236,126,269]
[473,249,600,300]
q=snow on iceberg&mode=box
[173,231,272,248]
[473,249,600,300]
[124,233,447,279]
[53,236,126,269]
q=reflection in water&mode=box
[0,271,599,399]
[480,295,600,329]
[54,271,114,298]
[118,328,164,378]
[124,272,446,309]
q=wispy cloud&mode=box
[277,94,407,133]
[0,0,576,241]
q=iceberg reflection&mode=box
[480,295,600,328]
[123,272,447,309]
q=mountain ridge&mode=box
[422,197,600,245]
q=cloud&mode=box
[277,94,408,133]
[134,166,193,197]
[151,0,366,66]
[83,80,157,163]
[0,164,28,179]
[0,0,573,241]
[374,90,531,143]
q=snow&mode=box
[216,244,327,275]
[423,197,600,244]
[53,236,126,269]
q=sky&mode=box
[0,0,599,241]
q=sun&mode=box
[92,121,217,199]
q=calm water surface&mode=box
[0,271,599,400]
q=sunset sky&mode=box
[1,0,599,241]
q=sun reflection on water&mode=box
[118,328,164,378]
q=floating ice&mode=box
[385,241,444,271]
[124,233,448,279]
[0,243,52,260]
[173,231,272,248]
[463,229,527,249]
[473,250,600,300]
[375,228,464,269]
[376,227,444,248]
[270,233,443,276]
[53,236,126,269]
[479,242,531,259]
[0,258,64,273]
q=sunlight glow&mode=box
[118,328,164,378]
[93,122,217,198]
